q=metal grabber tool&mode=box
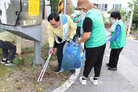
[37,48,54,82]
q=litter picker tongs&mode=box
[37,50,53,82]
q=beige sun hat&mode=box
[75,0,94,10]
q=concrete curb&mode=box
[53,68,80,92]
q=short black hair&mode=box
[48,13,60,22]
[111,11,121,20]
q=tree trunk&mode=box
[66,0,71,15]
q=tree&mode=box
[70,1,75,15]
[50,0,59,13]
[128,0,138,31]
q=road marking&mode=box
[53,68,80,92]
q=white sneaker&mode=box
[90,77,99,86]
[79,77,86,85]
[54,69,64,74]
[4,61,14,66]
[0,60,6,64]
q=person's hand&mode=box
[74,41,80,47]
[68,38,72,43]
[107,40,110,44]
[48,47,54,55]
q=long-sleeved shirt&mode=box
[109,25,121,42]
[47,15,77,47]
[0,31,22,53]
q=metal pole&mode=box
[127,4,135,36]
[63,0,66,14]
[33,41,44,65]
[59,0,64,14]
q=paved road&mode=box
[64,35,138,92]
[122,39,138,66]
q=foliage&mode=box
[128,0,138,31]
[101,12,106,22]
[120,9,128,22]
[0,42,71,92]
[70,1,75,15]
[107,9,128,22]
[13,57,23,65]
[50,0,59,13]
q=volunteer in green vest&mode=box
[106,11,126,71]
[71,16,77,23]
[75,0,107,85]
[47,13,76,74]
[75,14,83,37]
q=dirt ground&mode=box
[0,47,72,92]
[0,61,71,92]
[0,20,72,92]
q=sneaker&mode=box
[54,68,63,74]
[106,63,110,67]
[108,67,117,71]
[79,77,86,85]
[0,60,7,64]
[71,69,76,74]
[5,61,14,66]
[90,77,99,86]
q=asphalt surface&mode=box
[64,32,138,92]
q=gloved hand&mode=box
[74,41,80,47]
[67,38,72,43]
[48,47,54,55]
[107,40,110,44]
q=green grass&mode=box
[0,49,2,59]
[0,48,17,78]
[0,43,71,91]
[0,64,16,78]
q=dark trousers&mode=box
[54,38,66,70]
[0,40,16,61]
[76,26,81,37]
[109,48,123,68]
[83,44,106,78]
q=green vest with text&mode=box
[83,9,107,48]
[110,20,126,49]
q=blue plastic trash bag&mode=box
[61,41,83,70]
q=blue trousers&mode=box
[0,40,16,61]
[54,38,66,70]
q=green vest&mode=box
[76,17,82,27]
[110,20,126,49]
[71,17,77,23]
[83,9,107,48]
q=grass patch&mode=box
[0,43,71,91]
[0,64,16,78]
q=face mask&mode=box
[112,19,116,24]
[58,22,61,28]
[80,10,86,18]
